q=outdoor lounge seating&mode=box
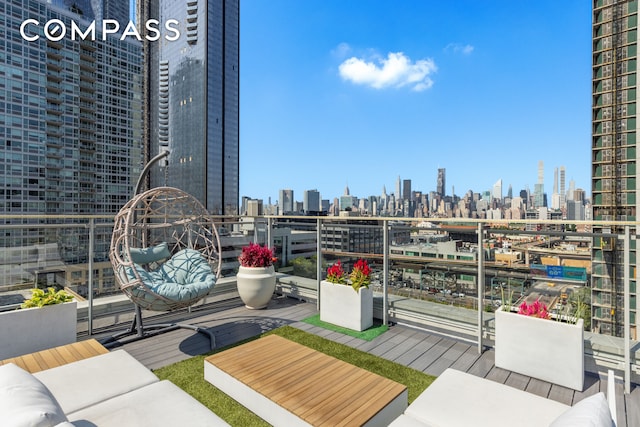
[0,349,229,427]
[388,368,617,427]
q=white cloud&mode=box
[338,52,437,92]
[446,43,474,55]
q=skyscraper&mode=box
[303,189,321,214]
[533,161,545,208]
[279,189,294,215]
[592,0,638,338]
[0,0,141,249]
[143,0,240,215]
[437,168,446,198]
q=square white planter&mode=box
[494,306,584,391]
[319,280,373,331]
[0,301,77,359]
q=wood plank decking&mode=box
[89,295,639,427]
[0,339,108,373]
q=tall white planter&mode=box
[494,306,584,391]
[236,265,276,309]
[0,301,77,360]
[320,280,373,331]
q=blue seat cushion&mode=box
[129,242,171,264]
[127,249,216,307]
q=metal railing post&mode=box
[624,226,631,394]
[316,218,322,311]
[383,220,389,326]
[267,217,273,249]
[87,218,95,336]
[477,223,484,354]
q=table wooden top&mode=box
[205,334,407,426]
[0,339,109,373]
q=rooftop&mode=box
[85,294,637,426]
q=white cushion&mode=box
[0,363,68,427]
[550,392,614,427]
[405,368,569,427]
[68,380,230,426]
[34,349,158,415]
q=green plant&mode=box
[20,287,73,308]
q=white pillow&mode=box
[0,363,68,427]
[550,392,614,427]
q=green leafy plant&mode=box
[20,287,73,309]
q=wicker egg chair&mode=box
[102,155,222,349]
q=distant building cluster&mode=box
[241,164,590,222]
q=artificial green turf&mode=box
[154,325,435,426]
[301,313,389,341]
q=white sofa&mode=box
[0,349,229,427]
[389,368,617,427]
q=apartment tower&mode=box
[0,0,141,288]
[140,0,240,215]
[592,0,638,338]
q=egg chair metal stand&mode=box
[101,151,222,349]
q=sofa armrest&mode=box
[607,369,617,426]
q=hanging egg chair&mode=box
[102,152,221,349]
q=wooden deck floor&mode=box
[89,295,639,427]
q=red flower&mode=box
[349,259,371,291]
[238,242,275,268]
[326,261,346,284]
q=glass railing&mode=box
[0,214,637,391]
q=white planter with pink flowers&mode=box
[320,280,373,331]
[494,306,584,391]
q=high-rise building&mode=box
[492,179,502,201]
[592,0,638,338]
[559,166,566,210]
[437,168,446,198]
[402,179,411,201]
[533,161,545,208]
[0,1,142,245]
[303,189,321,214]
[279,189,294,215]
[143,0,240,215]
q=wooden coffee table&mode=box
[204,334,407,426]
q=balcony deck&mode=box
[88,295,639,426]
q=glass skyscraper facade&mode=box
[592,0,638,338]
[0,0,141,269]
[146,0,239,215]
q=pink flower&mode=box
[518,300,550,319]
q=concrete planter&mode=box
[236,265,276,309]
[0,301,77,359]
[495,306,584,390]
[320,280,373,331]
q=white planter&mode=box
[0,301,77,360]
[320,280,373,331]
[236,265,276,309]
[494,306,584,391]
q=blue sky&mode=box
[239,0,592,204]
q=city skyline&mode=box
[255,162,586,207]
[239,0,591,204]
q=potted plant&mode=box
[495,298,585,391]
[320,259,373,331]
[236,242,277,309]
[0,287,77,360]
